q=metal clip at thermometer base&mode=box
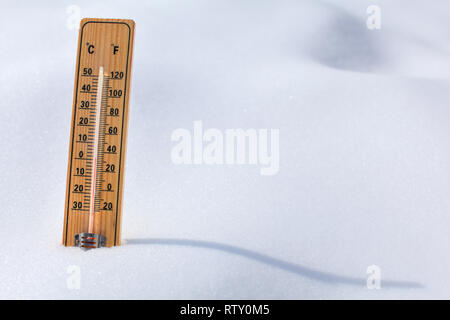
[75,233,106,250]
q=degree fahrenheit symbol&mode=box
[113,44,119,55]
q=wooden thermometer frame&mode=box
[63,18,135,248]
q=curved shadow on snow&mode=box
[309,2,384,73]
[126,238,423,289]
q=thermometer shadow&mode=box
[126,238,423,289]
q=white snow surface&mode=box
[0,0,449,299]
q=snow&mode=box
[0,0,449,299]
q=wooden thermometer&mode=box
[63,18,135,249]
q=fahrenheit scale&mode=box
[63,18,135,249]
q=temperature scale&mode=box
[62,18,135,249]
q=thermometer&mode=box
[62,18,135,249]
